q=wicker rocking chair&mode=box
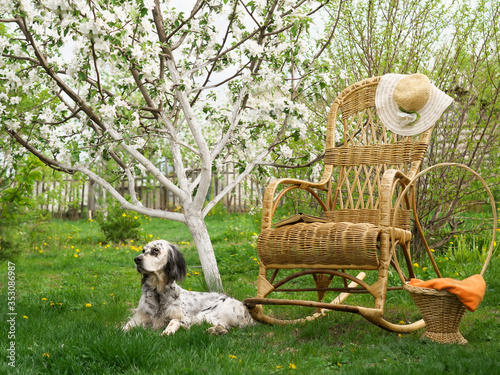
[243,76,440,332]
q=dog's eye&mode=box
[142,249,145,254]
[152,248,159,254]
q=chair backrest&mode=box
[322,77,433,229]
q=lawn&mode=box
[1,210,499,374]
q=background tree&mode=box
[0,0,343,291]
[293,0,499,253]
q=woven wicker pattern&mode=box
[324,208,410,230]
[258,222,380,268]
[404,283,467,344]
[321,79,431,218]
[336,80,377,119]
[324,141,428,167]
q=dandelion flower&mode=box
[422,267,427,271]
[430,249,435,252]
[74,254,78,258]
[122,213,127,217]
[413,263,419,268]
[23,315,28,319]
[276,365,283,369]
[85,303,92,307]
[149,234,153,238]
[39,250,43,254]
[398,320,404,324]
[289,363,297,369]
[43,353,50,358]
[42,298,48,301]
[229,355,237,359]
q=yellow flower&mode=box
[289,363,297,369]
[122,213,126,217]
[23,315,28,319]
[430,249,435,252]
[413,263,419,268]
[76,249,79,252]
[85,303,92,307]
[398,333,402,337]
[149,234,153,238]
[229,355,237,359]
[42,298,48,301]
[134,216,138,220]
[74,254,78,258]
[422,267,427,271]
[43,353,50,358]
[276,365,283,369]
[398,320,404,324]
[39,250,43,254]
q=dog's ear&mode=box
[165,244,186,283]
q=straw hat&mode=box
[375,73,454,136]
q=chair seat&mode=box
[258,221,382,269]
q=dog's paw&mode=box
[122,324,132,333]
[207,324,229,336]
[161,320,181,336]
[161,327,177,336]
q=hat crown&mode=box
[393,73,431,112]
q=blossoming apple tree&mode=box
[0,0,342,291]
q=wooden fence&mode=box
[33,166,265,219]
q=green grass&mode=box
[1,211,499,374]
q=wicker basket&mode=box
[404,283,467,344]
[393,163,497,344]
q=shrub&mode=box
[95,202,142,243]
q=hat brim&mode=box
[375,74,454,136]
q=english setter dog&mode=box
[123,240,254,336]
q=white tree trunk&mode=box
[185,212,224,293]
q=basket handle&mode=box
[391,162,498,277]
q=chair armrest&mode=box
[261,177,329,230]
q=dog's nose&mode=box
[134,255,142,264]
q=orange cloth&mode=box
[409,274,486,312]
